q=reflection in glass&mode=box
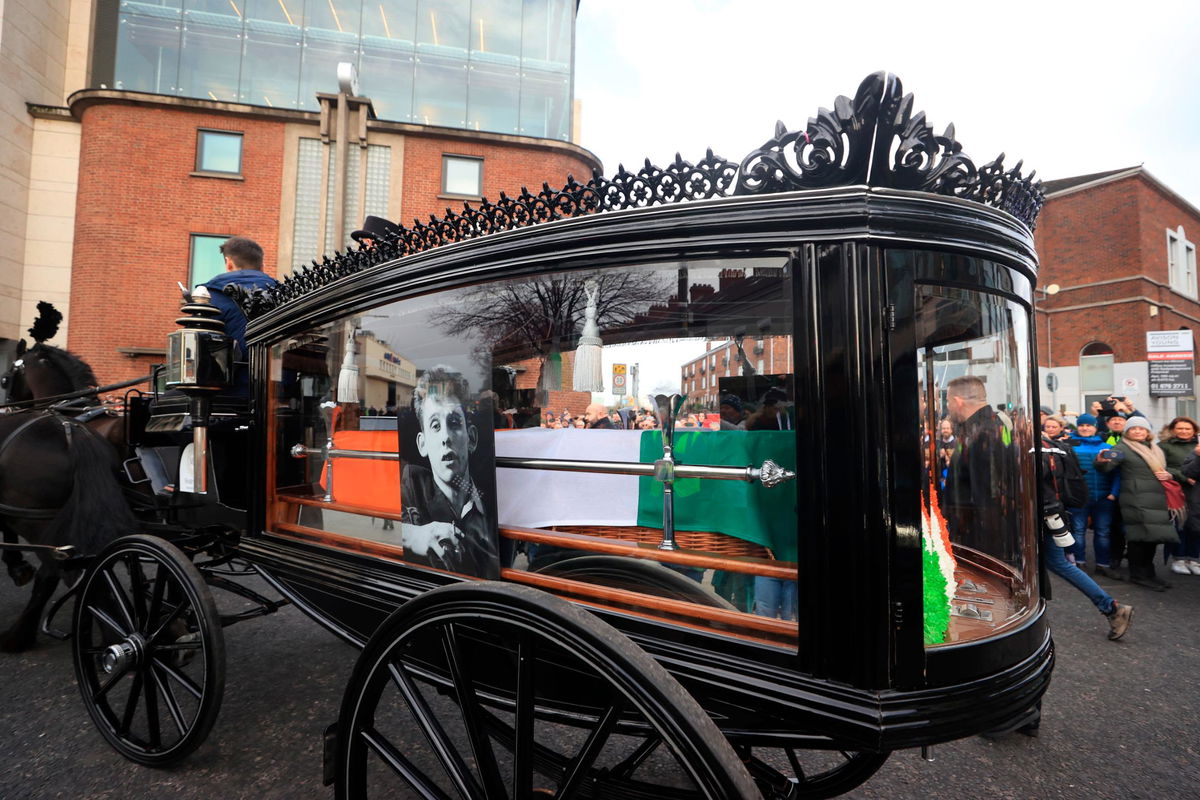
[115,7,182,93]
[178,0,244,101]
[915,280,1037,646]
[104,0,575,140]
[268,255,798,643]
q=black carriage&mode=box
[7,73,1054,798]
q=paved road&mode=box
[1,563,1197,799]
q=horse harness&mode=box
[0,411,96,520]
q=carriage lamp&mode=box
[166,286,235,494]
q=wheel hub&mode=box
[101,633,146,674]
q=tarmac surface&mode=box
[1,557,1198,799]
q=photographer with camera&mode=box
[1040,426,1134,640]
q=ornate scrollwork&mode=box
[236,72,1043,320]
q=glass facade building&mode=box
[93,0,575,141]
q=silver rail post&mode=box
[652,393,686,551]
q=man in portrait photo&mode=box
[400,366,499,578]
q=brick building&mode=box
[1035,166,1200,421]
[2,0,598,389]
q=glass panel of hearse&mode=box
[268,256,799,645]
[915,281,1038,646]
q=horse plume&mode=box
[28,301,62,343]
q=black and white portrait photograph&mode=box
[398,365,500,579]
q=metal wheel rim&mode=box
[72,536,224,765]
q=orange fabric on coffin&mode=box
[327,430,401,513]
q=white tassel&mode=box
[337,328,359,404]
[572,278,604,392]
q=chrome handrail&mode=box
[290,395,796,550]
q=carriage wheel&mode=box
[737,745,889,799]
[334,581,761,799]
[71,534,225,766]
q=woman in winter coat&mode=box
[1098,416,1180,591]
[1157,416,1200,576]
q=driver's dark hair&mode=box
[219,236,264,270]
[412,365,470,427]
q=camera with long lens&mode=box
[1043,500,1074,548]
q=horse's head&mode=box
[1,339,31,403]
[1,340,97,403]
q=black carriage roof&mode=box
[233,71,1043,323]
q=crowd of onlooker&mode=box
[1037,396,1200,587]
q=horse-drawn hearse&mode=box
[1,73,1052,798]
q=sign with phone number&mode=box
[1147,330,1195,397]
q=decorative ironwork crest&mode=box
[236,72,1042,320]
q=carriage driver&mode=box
[399,367,499,579]
[195,237,277,394]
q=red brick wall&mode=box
[1033,174,1200,367]
[70,103,284,383]
[400,136,597,227]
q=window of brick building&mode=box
[1167,225,1197,298]
[195,130,244,175]
[442,155,483,198]
[190,234,230,286]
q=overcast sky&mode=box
[574,0,1200,208]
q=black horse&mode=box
[0,303,137,651]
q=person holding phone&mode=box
[1068,414,1120,576]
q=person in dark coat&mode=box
[1161,416,1200,576]
[1039,429,1133,640]
[1098,416,1179,591]
[942,376,1015,558]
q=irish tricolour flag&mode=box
[495,428,797,561]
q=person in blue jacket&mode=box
[1067,413,1121,577]
[200,236,277,392]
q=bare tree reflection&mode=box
[441,271,672,364]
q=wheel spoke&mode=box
[143,663,162,749]
[557,701,623,798]
[387,660,485,799]
[361,726,455,800]
[148,600,188,643]
[151,664,189,738]
[95,666,130,700]
[609,734,662,779]
[152,656,204,700]
[512,633,535,799]
[86,604,129,639]
[153,641,202,652]
[119,672,144,736]
[146,560,168,628]
[102,569,138,634]
[785,747,806,782]
[442,624,506,798]
[126,554,149,630]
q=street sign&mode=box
[612,363,627,395]
[1045,372,1058,392]
[1147,330,1195,397]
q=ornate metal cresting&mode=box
[229,72,1044,320]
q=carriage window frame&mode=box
[263,252,801,647]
